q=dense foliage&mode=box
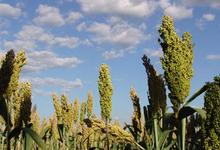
[203,77,220,149]
[159,16,193,108]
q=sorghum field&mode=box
[0,12,219,150]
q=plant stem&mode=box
[105,117,109,150]
[2,136,5,150]
[153,118,159,150]
[181,118,186,150]
[6,98,11,150]
[73,126,77,150]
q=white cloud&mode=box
[4,40,36,50]
[202,13,215,21]
[165,5,192,20]
[86,21,145,46]
[103,50,124,60]
[81,39,93,46]
[159,0,193,20]
[159,0,170,8]
[195,19,204,31]
[102,47,134,60]
[34,4,65,27]
[76,22,87,31]
[4,25,79,50]
[32,89,51,96]
[76,0,157,18]
[144,49,163,57]
[24,50,83,72]
[16,2,25,8]
[58,0,74,3]
[107,16,124,24]
[16,25,54,45]
[139,23,147,31]
[206,54,220,60]
[181,0,220,9]
[0,18,9,29]
[22,77,83,91]
[210,1,220,8]
[196,13,215,30]
[0,3,22,18]
[77,20,148,58]
[66,11,83,23]
[0,31,8,36]
[54,36,79,48]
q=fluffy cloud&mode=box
[16,25,54,44]
[76,22,87,31]
[196,13,215,30]
[4,25,79,50]
[202,13,215,21]
[54,37,79,48]
[24,50,82,72]
[181,0,220,8]
[33,4,65,27]
[164,5,192,19]
[206,54,220,60]
[102,50,124,60]
[86,21,145,47]
[76,0,157,18]
[0,31,8,35]
[22,77,83,91]
[77,19,148,59]
[33,5,83,26]
[0,3,22,18]
[160,0,193,20]
[4,40,36,50]
[144,49,163,57]
[66,11,83,23]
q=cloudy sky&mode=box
[0,0,220,123]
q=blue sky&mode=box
[0,0,220,123]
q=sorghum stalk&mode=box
[30,106,41,134]
[87,91,93,119]
[98,64,113,150]
[159,15,193,109]
[203,76,220,149]
[6,50,26,100]
[73,98,79,124]
[0,50,15,96]
[13,90,22,127]
[19,82,32,125]
[50,116,59,141]
[80,101,86,124]
[130,87,142,140]
[61,94,69,127]
[159,16,193,150]
[72,98,79,150]
[5,50,26,150]
[142,55,167,149]
[52,93,62,123]
[142,55,166,116]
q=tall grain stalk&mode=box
[72,98,79,150]
[0,50,14,150]
[142,55,167,150]
[203,76,220,149]
[87,92,93,119]
[159,16,194,150]
[130,87,142,141]
[5,50,26,150]
[98,64,113,150]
